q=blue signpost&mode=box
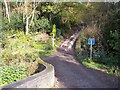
[88,38,95,60]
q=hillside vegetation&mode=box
[0,1,120,86]
[75,2,120,75]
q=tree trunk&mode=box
[30,10,35,25]
[52,34,55,48]
[23,14,25,23]
[25,16,29,35]
[49,13,52,26]
[30,0,36,25]
[30,7,36,25]
[87,0,90,6]
[4,0,10,23]
[25,0,29,35]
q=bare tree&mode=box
[30,0,37,25]
[4,0,10,23]
[25,16,29,35]
[11,1,39,35]
[24,0,29,35]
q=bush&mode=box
[93,51,107,64]
[1,30,63,86]
[33,17,50,32]
[1,32,38,65]
[75,25,120,75]
[93,51,120,67]
[0,65,27,87]
[33,32,49,43]
[2,13,24,31]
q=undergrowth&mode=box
[75,26,120,76]
[0,31,62,87]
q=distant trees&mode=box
[2,2,39,34]
[2,2,86,35]
[84,2,120,58]
[75,2,120,70]
[1,1,120,75]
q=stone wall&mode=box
[1,61,55,89]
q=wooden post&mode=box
[52,34,54,48]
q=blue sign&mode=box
[88,38,95,45]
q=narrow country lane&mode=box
[42,31,119,88]
[42,48,119,88]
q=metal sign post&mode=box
[90,40,92,60]
[88,38,95,60]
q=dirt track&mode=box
[42,48,119,88]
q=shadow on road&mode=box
[41,48,119,88]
